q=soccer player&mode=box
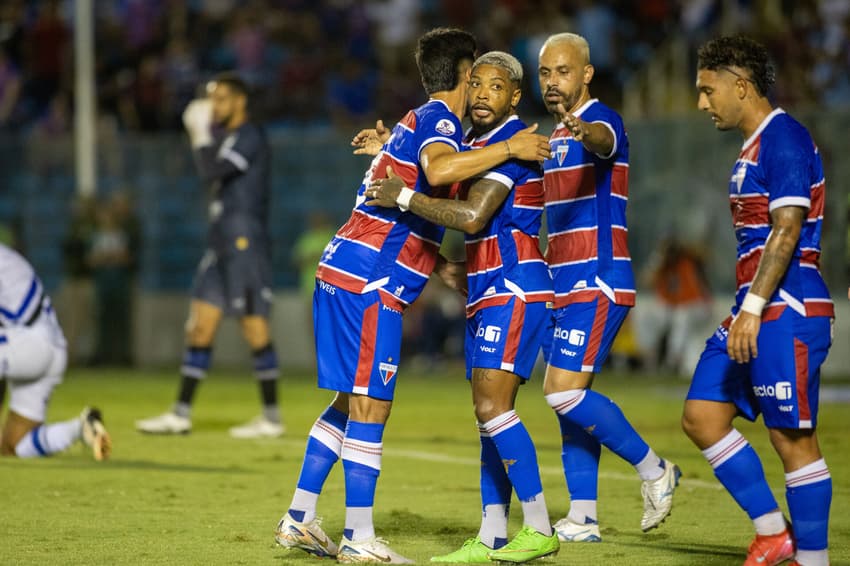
[366,51,559,564]
[135,73,284,439]
[0,243,110,460]
[273,29,551,564]
[537,33,681,542]
[685,36,833,566]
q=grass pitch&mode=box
[1,367,848,565]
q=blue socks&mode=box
[341,420,385,541]
[786,458,831,554]
[701,429,780,521]
[289,406,348,522]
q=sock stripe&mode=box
[30,426,47,456]
[311,421,345,455]
[786,468,831,488]
[708,435,748,468]
[545,390,586,415]
[482,412,520,436]
[341,439,383,470]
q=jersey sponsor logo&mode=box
[480,345,497,353]
[752,381,793,400]
[435,119,456,136]
[477,324,502,343]
[559,347,577,357]
[556,142,569,166]
[553,326,585,346]
[379,361,398,385]
[393,285,405,297]
[318,280,336,295]
[778,405,794,413]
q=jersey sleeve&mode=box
[763,134,812,212]
[589,109,624,160]
[417,112,462,159]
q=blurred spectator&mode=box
[60,195,98,365]
[293,211,336,304]
[87,191,141,366]
[22,0,69,115]
[635,238,713,377]
[0,46,21,130]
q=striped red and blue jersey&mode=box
[316,99,462,308]
[460,116,553,316]
[728,108,833,320]
[543,99,635,308]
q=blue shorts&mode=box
[687,308,832,429]
[543,294,630,373]
[465,298,549,380]
[191,248,273,317]
[313,280,403,401]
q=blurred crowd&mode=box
[0,0,848,136]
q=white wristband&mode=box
[396,186,415,211]
[740,292,767,316]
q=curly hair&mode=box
[697,36,776,97]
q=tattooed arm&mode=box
[727,205,805,363]
[366,166,509,235]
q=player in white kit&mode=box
[0,244,110,460]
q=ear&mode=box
[584,64,595,86]
[510,87,522,110]
[736,78,748,100]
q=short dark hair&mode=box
[697,36,776,97]
[415,28,477,95]
[208,71,250,99]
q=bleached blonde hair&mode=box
[540,33,590,65]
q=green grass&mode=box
[1,367,848,565]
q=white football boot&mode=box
[553,516,602,542]
[337,535,414,564]
[640,460,682,531]
[228,416,285,439]
[135,412,192,434]
[275,512,338,557]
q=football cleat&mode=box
[742,528,795,566]
[228,416,285,439]
[430,536,494,563]
[337,535,414,564]
[80,407,111,461]
[486,525,560,563]
[553,516,601,542]
[135,412,192,435]
[274,512,338,557]
[641,460,682,531]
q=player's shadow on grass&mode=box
[8,458,255,474]
[614,535,743,560]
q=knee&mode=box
[473,396,512,424]
[680,406,702,443]
[185,318,214,346]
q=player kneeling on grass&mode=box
[0,244,110,460]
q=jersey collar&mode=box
[741,107,785,152]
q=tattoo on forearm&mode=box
[750,208,803,298]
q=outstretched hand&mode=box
[351,119,390,156]
[558,103,586,141]
[506,123,552,162]
[365,166,405,208]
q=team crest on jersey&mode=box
[379,361,398,385]
[732,163,747,193]
[556,142,569,166]
[435,119,456,136]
